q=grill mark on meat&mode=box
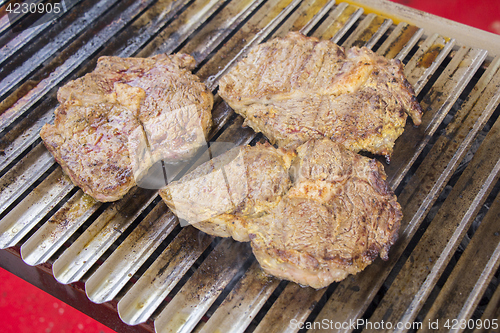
[159,143,295,239]
[219,32,423,158]
[160,138,402,288]
[41,53,213,202]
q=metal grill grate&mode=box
[1,1,500,332]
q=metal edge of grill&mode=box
[0,0,499,332]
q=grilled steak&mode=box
[249,139,401,288]
[160,139,402,288]
[41,54,213,202]
[159,143,295,242]
[219,32,422,158]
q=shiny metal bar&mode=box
[199,261,280,333]
[420,192,500,333]
[331,6,364,44]
[368,119,500,332]
[85,203,178,304]
[364,17,393,49]
[21,190,101,266]
[0,167,73,249]
[0,143,54,216]
[0,0,44,35]
[342,12,389,48]
[298,0,337,35]
[387,46,488,188]
[376,22,423,60]
[154,239,252,333]
[404,34,455,94]
[183,0,269,64]
[117,226,213,326]
[312,2,363,41]
[253,282,324,333]
[0,0,83,66]
[52,188,157,284]
[474,280,500,333]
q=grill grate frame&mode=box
[1,1,500,332]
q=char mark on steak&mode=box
[41,54,213,202]
[219,32,422,158]
[160,138,402,288]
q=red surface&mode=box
[1,1,499,333]
[0,267,117,333]
[389,0,500,35]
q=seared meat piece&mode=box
[249,139,401,288]
[219,32,422,158]
[160,139,402,288]
[159,143,295,242]
[41,54,213,202]
[41,97,141,202]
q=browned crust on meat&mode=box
[219,31,423,158]
[40,102,138,202]
[160,138,402,288]
[42,53,213,202]
[247,139,402,288]
[158,143,295,240]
